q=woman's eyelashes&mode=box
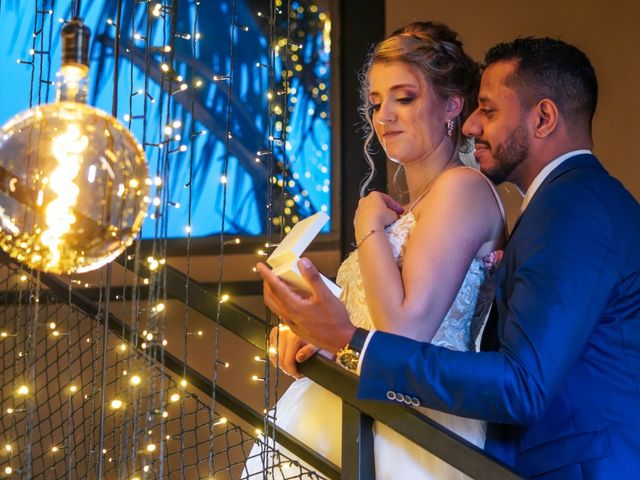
[397,96,415,105]
[369,95,417,114]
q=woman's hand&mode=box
[268,325,319,379]
[354,192,404,242]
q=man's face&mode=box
[462,61,531,185]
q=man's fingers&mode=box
[296,343,319,363]
[297,258,331,299]
[257,263,305,312]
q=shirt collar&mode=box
[521,149,592,212]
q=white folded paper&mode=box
[266,211,342,297]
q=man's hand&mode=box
[257,258,355,354]
[268,325,319,379]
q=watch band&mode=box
[348,327,369,353]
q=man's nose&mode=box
[462,109,481,137]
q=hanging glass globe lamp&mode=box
[0,18,149,274]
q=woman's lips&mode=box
[383,131,403,139]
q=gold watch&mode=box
[336,327,369,371]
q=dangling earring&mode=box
[446,119,456,137]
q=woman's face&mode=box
[368,61,448,165]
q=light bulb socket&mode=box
[61,17,91,67]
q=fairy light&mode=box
[16,385,29,396]
[213,417,227,426]
[110,399,124,410]
[146,443,156,453]
[4,445,11,452]
[169,393,180,403]
[219,294,229,303]
[68,384,78,394]
[179,379,187,388]
[130,375,141,386]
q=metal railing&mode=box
[1,250,523,479]
[128,259,523,480]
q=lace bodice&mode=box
[336,212,500,352]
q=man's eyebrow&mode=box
[478,96,492,103]
[369,83,419,97]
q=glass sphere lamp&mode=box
[0,18,149,274]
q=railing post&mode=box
[341,402,375,479]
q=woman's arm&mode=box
[355,168,503,341]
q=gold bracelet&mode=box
[356,229,382,248]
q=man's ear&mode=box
[445,95,464,120]
[533,99,559,138]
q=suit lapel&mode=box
[507,154,601,239]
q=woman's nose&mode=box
[376,102,396,125]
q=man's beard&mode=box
[479,123,529,185]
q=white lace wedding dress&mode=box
[244,206,501,479]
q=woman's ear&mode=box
[533,98,559,138]
[445,95,464,120]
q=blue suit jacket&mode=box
[358,154,640,478]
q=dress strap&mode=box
[407,185,433,212]
[458,166,508,239]
[407,166,508,238]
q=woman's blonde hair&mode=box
[359,22,480,196]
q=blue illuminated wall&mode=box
[0,0,332,239]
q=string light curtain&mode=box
[0,0,333,478]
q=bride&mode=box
[245,21,506,479]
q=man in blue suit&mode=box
[258,37,640,478]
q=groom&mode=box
[258,37,640,478]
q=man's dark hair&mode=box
[485,37,598,132]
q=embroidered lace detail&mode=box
[336,212,501,351]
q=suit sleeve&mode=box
[358,178,617,424]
